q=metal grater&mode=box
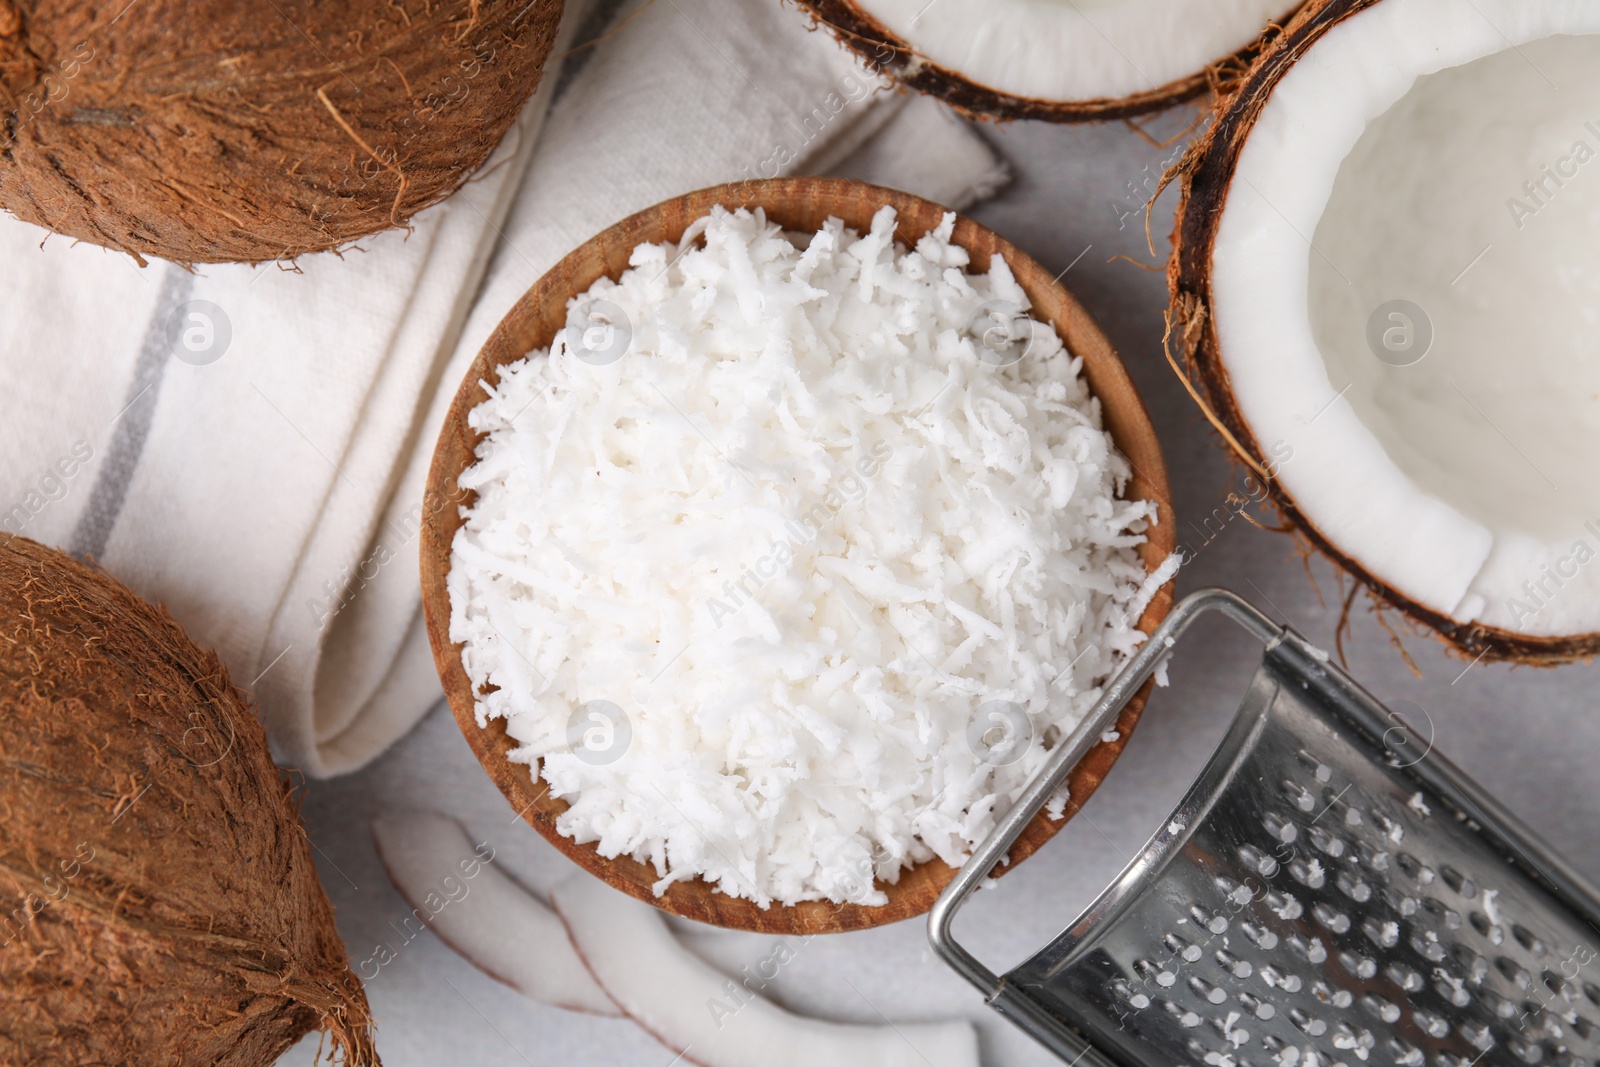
[931,589,1600,1067]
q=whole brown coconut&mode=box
[793,0,1304,122]
[1166,0,1596,665]
[0,534,377,1065]
[0,0,562,264]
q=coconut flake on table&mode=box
[371,811,619,1017]
[551,875,981,1067]
[448,203,1163,907]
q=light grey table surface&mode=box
[280,109,1600,1066]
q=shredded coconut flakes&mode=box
[449,205,1163,907]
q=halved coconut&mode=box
[795,0,1306,121]
[1170,0,1600,661]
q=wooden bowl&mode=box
[420,177,1176,934]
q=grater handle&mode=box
[928,587,1284,1000]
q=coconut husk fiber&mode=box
[0,534,377,1065]
[0,0,563,264]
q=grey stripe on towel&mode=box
[69,266,194,561]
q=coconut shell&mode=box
[1166,0,1598,665]
[0,534,377,1065]
[792,0,1303,122]
[0,0,563,265]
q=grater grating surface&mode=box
[931,590,1600,1067]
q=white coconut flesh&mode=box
[1209,0,1600,638]
[371,812,620,1016]
[859,0,1298,103]
[549,876,981,1067]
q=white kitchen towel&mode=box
[0,0,1008,777]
